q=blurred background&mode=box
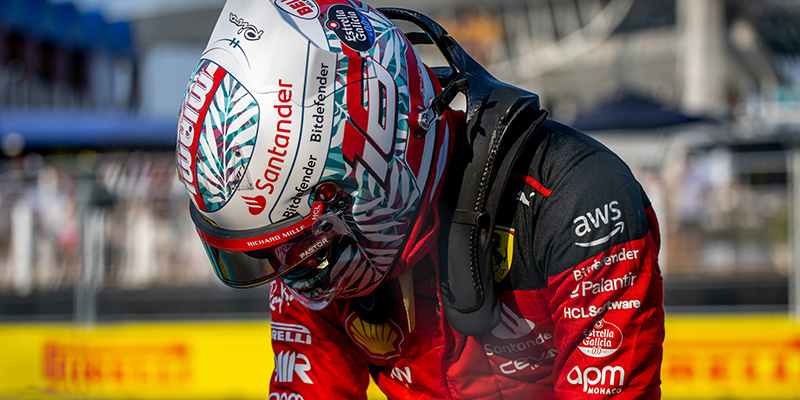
[0,0,799,398]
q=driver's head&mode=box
[176,0,453,309]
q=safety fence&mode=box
[0,145,794,313]
[0,314,798,399]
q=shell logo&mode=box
[345,313,404,360]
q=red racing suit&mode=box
[268,118,664,399]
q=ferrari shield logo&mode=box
[492,226,514,282]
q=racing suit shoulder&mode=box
[536,119,653,278]
[498,118,654,288]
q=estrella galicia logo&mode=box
[325,4,375,52]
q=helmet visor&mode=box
[278,237,380,310]
[190,183,354,288]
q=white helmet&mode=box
[176,0,453,309]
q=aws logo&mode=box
[573,200,625,248]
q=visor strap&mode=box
[197,202,324,252]
[431,77,469,116]
[399,269,416,332]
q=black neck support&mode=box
[380,8,549,336]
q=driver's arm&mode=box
[530,129,664,398]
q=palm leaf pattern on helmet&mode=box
[321,7,422,273]
[194,61,260,212]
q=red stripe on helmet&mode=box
[177,62,229,212]
[403,40,426,178]
[198,203,323,252]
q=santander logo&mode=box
[243,195,267,215]
[491,303,536,340]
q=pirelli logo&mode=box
[43,342,190,390]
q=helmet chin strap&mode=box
[381,8,549,337]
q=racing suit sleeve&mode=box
[533,147,664,398]
[268,280,371,400]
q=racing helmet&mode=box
[176,0,452,309]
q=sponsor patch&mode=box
[273,0,320,19]
[177,59,259,213]
[273,351,313,384]
[497,348,558,375]
[492,227,514,282]
[563,299,642,319]
[254,79,294,200]
[270,281,296,314]
[573,200,624,248]
[573,247,641,281]
[271,322,312,345]
[491,302,534,340]
[345,313,403,360]
[578,319,623,357]
[270,393,305,400]
[228,12,263,41]
[243,195,267,215]
[570,272,637,298]
[567,365,626,394]
[325,4,376,51]
[390,366,412,384]
[515,190,534,207]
